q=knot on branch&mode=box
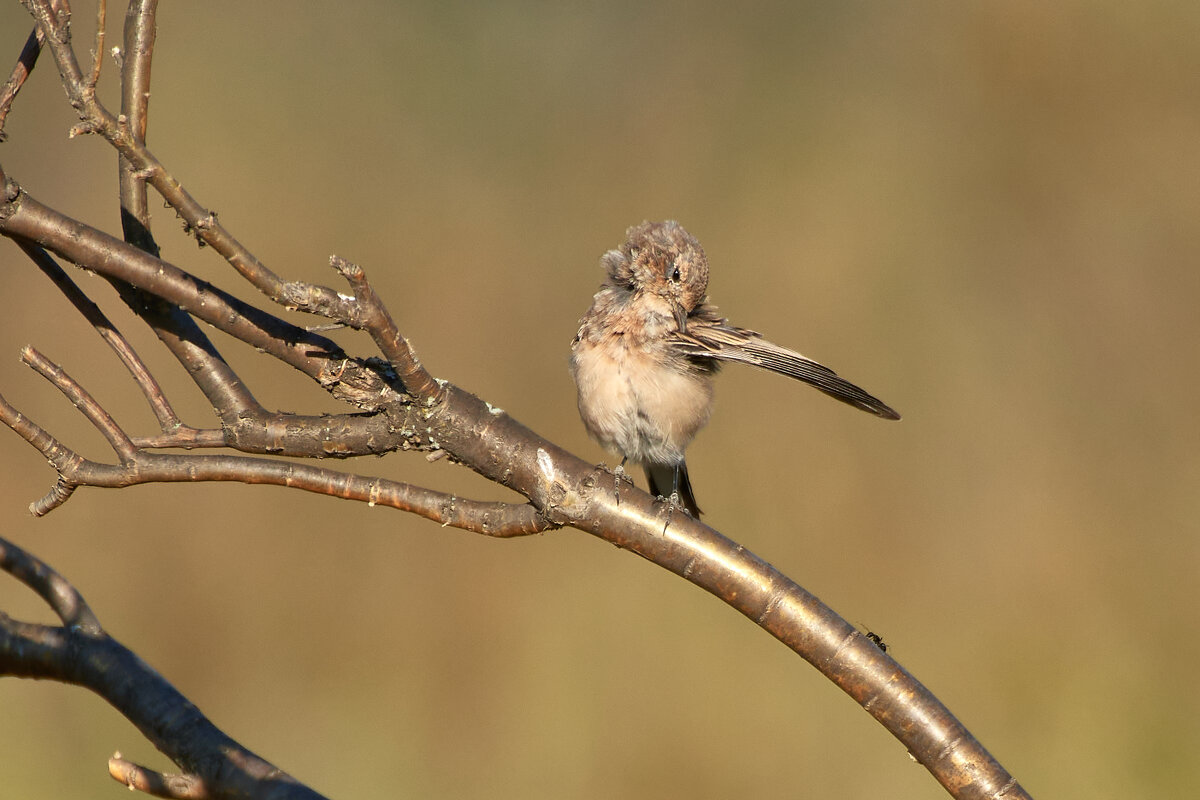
[0,178,20,214]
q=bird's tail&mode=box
[645,462,702,519]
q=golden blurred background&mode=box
[2,2,1198,797]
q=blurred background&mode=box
[1,2,1198,797]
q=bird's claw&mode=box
[595,462,635,506]
[654,490,695,533]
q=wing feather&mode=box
[674,306,901,420]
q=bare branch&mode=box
[120,0,156,145]
[117,0,158,257]
[1,0,70,140]
[17,239,185,432]
[109,757,206,799]
[0,533,100,632]
[22,345,136,460]
[107,0,258,432]
[130,428,227,449]
[86,0,105,89]
[0,536,329,800]
[0,359,549,534]
[20,1,441,406]
[0,189,395,411]
[330,255,442,403]
[110,0,248,430]
[0,25,43,140]
[0,187,1029,795]
[31,478,76,516]
[22,0,360,320]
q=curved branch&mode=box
[0,208,1028,796]
[0,536,329,800]
[414,385,1032,800]
[0,530,100,633]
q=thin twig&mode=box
[17,239,185,432]
[0,25,44,140]
[117,0,159,258]
[24,0,355,313]
[4,0,71,139]
[22,0,439,404]
[22,346,136,461]
[87,0,105,88]
[330,255,443,402]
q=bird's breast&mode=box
[570,331,714,465]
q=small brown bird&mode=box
[570,220,899,518]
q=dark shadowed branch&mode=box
[0,3,1031,800]
[0,536,329,800]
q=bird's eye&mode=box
[671,266,682,282]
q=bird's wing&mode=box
[673,307,901,420]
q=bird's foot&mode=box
[595,462,635,506]
[654,490,694,534]
[614,464,638,504]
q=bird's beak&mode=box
[673,302,689,333]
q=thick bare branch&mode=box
[0,191,1028,798]
[120,0,156,144]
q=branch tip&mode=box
[31,478,76,516]
[109,757,206,799]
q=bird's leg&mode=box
[669,464,683,509]
[612,456,634,505]
[649,465,682,534]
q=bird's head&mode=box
[601,220,709,331]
